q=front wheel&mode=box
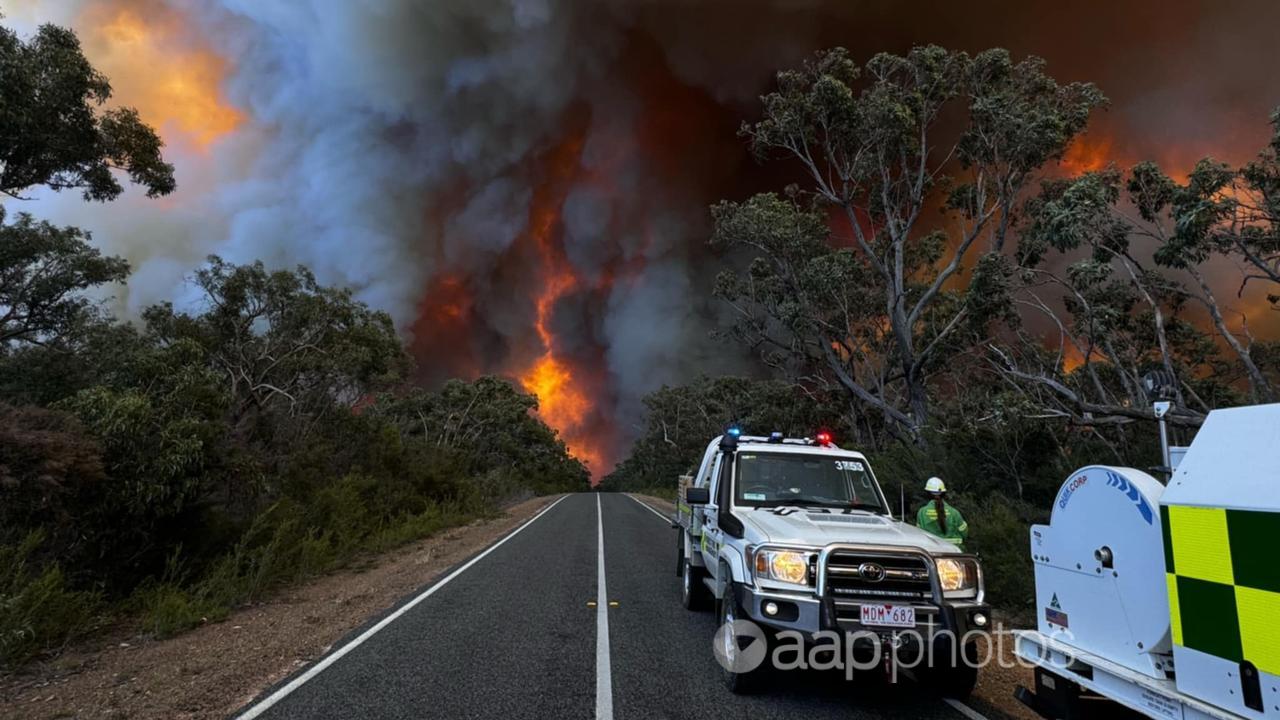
[714,583,769,694]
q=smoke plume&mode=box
[6,0,1280,473]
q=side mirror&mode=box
[685,486,710,505]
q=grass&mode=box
[626,486,678,502]
[1,466,506,669]
[0,532,100,668]
[131,497,479,639]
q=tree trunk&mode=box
[1188,264,1273,402]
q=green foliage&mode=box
[57,347,227,518]
[0,319,147,406]
[0,210,131,347]
[131,492,476,638]
[371,376,590,496]
[955,494,1038,620]
[0,253,586,667]
[602,376,852,492]
[0,23,174,200]
[0,532,99,667]
[143,256,410,438]
[1011,110,1280,413]
[721,45,1106,441]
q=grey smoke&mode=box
[10,0,1280,469]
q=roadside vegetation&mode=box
[0,21,587,669]
[604,47,1280,621]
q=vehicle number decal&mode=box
[743,492,766,501]
[835,460,864,472]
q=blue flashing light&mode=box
[727,426,742,437]
[769,431,783,442]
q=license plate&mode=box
[860,604,916,628]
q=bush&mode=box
[952,493,1041,623]
[130,490,479,638]
[0,532,99,668]
[132,582,222,638]
[0,253,587,666]
[0,404,106,554]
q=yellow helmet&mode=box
[924,477,946,493]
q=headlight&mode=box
[753,549,810,585]
[936,557,980,598]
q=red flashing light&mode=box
[815,431,833,446]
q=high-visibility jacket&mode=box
[916,501,968,549]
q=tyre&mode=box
[681,556,709,611]
[715,582,769,694]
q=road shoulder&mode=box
[0,495,562,720]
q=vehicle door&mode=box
[700,451,726,568]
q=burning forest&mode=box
[7,0,1280,477]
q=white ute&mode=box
[673,429,990,697]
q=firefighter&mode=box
[916,477,968,549]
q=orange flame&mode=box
[514,131,608,475]
[1059,133,1114,175]
[77,1,242,149]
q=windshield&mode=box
[733,452,885,512]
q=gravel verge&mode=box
[0,495,561,720]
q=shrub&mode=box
[953,492,1041,623]
[130,491,479,638]
[0,532,99,668]
[132,582,223,638]
[0,404,106,554]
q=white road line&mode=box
[625,493,672,523]
[595,494,615,720]
[944,698,992,720]
[235,495,569,720]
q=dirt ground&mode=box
[0,495,561,720]
[631,493,1038,720]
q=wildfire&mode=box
[1060,342,1090,373]
[522,256,590,434]
[77,1,242,149]
[520,236,596,463]
[1059,133,1114,175]
[512,131,608,476]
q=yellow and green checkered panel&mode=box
[1163,505,1280,676]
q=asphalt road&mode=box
[236,493,976,720]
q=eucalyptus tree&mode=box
[1000,108,1280,425]
[0,22,173,201]
[712,46,1104,442]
